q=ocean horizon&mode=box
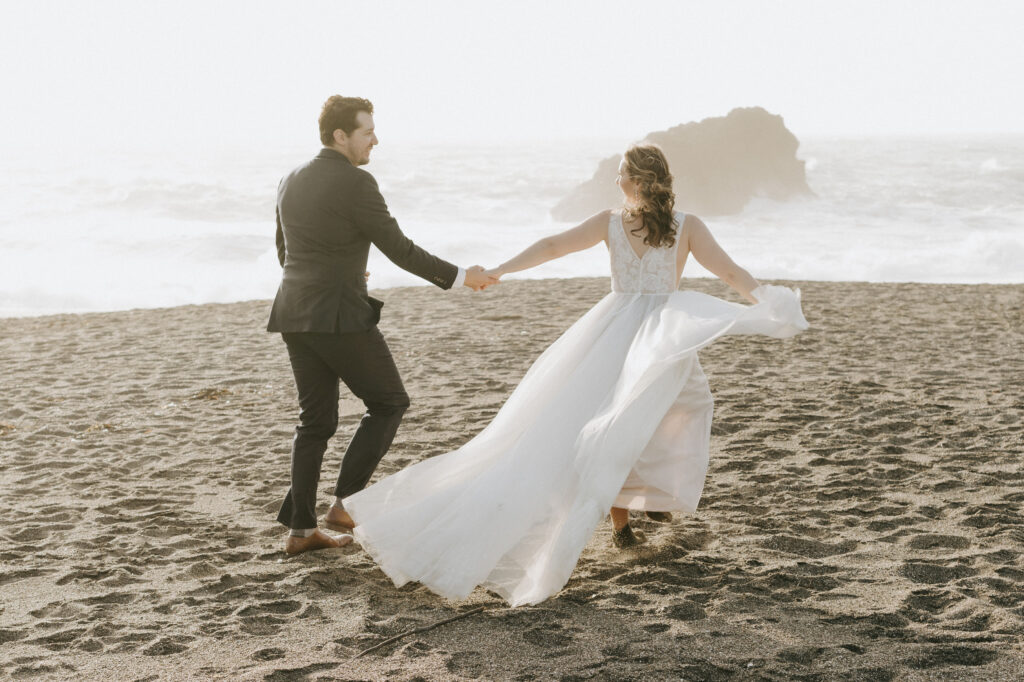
[2,134,1022,318]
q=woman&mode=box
[343,145,808,607]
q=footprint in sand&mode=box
[263,663,340,682]
[143,636,192,656]
[28,602,86,620]
[445,651,489,676]
[776,646,826,665]
[523,624,572,648]
[758,535,857,558]
[0,568,55,587]
[252,647,286,661]
[904,646,998,669]
[76,638,104,652]
[74,592,137,606]
[906,534,971,550]
[900,560,977,585]
[236,600,303,617]
[0,628,28,644]
[11,660,77,679]
[662,601,707,621]
[822,613,912,641]
[903,588,960,616]
[28,627,88,651]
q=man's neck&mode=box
[327,144,356,165]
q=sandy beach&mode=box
[1,277,1022,680]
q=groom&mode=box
[268,95,497,554]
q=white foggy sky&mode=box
[1,0,1022,153]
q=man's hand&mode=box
[464,265,500,291]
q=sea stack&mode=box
[552,107,812,220]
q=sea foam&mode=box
[1,136,1021,317]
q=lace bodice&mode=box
[608,211,684,294]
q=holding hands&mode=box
[367,266,500,292]
[464,265,501,291]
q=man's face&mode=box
[339,111,378,166]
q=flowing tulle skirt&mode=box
[344,285,807,606]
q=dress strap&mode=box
[608,210,623,247]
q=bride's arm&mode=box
[686,215,761,303]
[487,210,610,277]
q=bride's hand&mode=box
[365,271,370,282]
[483,267,503,281]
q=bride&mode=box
[342,144,808,607]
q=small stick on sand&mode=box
[352,606,487,659]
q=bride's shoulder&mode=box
[677,212,705,231]
[581,208,615,228]
[676,213,710,245]
[563,209,615,242]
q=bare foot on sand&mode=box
[324,507,356,532]
[612,525,647,549]
[284,529,352,555]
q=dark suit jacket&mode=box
[267,148,458,333]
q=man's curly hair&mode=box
[318,96,374,145]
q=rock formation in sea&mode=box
[552,107,812,220]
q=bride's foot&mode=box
[285,529,352,555]
[612,524,647,549]
[323,506,355,532]
[645,511,673,523]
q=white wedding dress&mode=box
[344,211,808,606]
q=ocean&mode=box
[1,135,1022,318]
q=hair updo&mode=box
[623,145,678,248]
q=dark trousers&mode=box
[276,328,409,530]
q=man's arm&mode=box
[352,172,462,289]
[275,204,285,267]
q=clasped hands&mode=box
[363,267,503,292]
[463,265,504,292]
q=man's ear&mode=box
[332,129,347,146]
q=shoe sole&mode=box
[323,519,355,533]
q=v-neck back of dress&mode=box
[609,211,684,294]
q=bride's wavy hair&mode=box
[623,145,678,248]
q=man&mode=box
[268,96,497,554]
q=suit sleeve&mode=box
[275,203,285,267]
[352,172,459,289]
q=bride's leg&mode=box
[610,506,646,548]
[610,506,630,531]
